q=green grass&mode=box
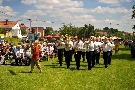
[4,37,22,45]
[0,45,135,90]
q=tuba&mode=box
[58,35,64,47]
[65,34,71,49]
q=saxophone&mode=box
[74,42,79,54]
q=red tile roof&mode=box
[0,21,18,28]
[30,27,44,33]
[97,31,107,35]
[19,23,28,30]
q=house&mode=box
[0,20,22,38]
[30,27,45,37]
[124,32,133,36]
[97,31,107,36]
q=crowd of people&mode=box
[0,35,135,72]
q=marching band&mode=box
[56,35,116,70]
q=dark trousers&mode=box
[103,52,109,67]
[58,49,64,66]
[15,57,22,65]
[74,51,82,69]
[108,51,112,64]
[86,51,93,70]
[81,52,85,62]
[65,50,72,68]
[131,50,135,58]
[95,52,100,64]
[92,50,96,67]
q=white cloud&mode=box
[21,0,83,9]
[98,0,132,6]
[98,0,120,5]
[21,0,36,4]
[20,10,47,19]
[120,0,131,2]
[0,0,2,5]
[89,6,129,13]
[0,6,18,19]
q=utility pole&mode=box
[27,19,32,32]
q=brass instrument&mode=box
[74,41,79,54]
[65,34,72,49]
[57,35,64,48]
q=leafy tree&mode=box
[132,5,135,38]
[31,28,35,33]
[0,28,6,34]
[21,29,27,36]
[45,27,53,36]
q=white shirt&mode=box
[57,42,65,49]
[74,40,84,51]
[94,41,102,52]
[101,42,113,52]
[65,40,73,51]
[85,41,95,51]
[16,50,22,57]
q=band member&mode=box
[94,37,102,64]
[101,37,113,68]
[81,38,86,62]
[130,40,135,58]
[114,38,119,56]
[108,37,115,65]
[84,38,94,70]
[73,38,83,70]
[57,37,65,66]
[64,37,73,68]
[91,36,96,67]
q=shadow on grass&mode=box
[20,71,31,73]
[8,70,17,75]
[112,53,135,61]
[70,67,86,71]
[51,66,65,68]
[44,64,57,66]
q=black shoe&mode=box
[108,63,111,65]
[88,68,91,70]
[105,66,108,68]
[77,67,79,70]
[96,62,99,64]
[29,71,32,73]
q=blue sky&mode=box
[0,0,135,33]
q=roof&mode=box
[97,31,107,35]
[30,27,44,32]
[19,23,28,30]
[0,21,18,28]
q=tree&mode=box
[31,28,35,33]
[44,27,53,36]
[132,5,135,38]
[0,28,6,34]
[21,29,27,36]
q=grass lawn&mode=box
[0,45,135,90]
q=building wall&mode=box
[12,23,22,38]
[5,31,12,37]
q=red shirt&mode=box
[32,46,40,60]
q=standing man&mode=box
[64,37,73,68]
[73,38,84,70]
[30,41,42,73]
[84,38,94,70]
[57,39,65,66]
[108,37,114,65]
[101,37,113,68]
[94,37,102,64]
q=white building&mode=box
[0,20,22,38]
